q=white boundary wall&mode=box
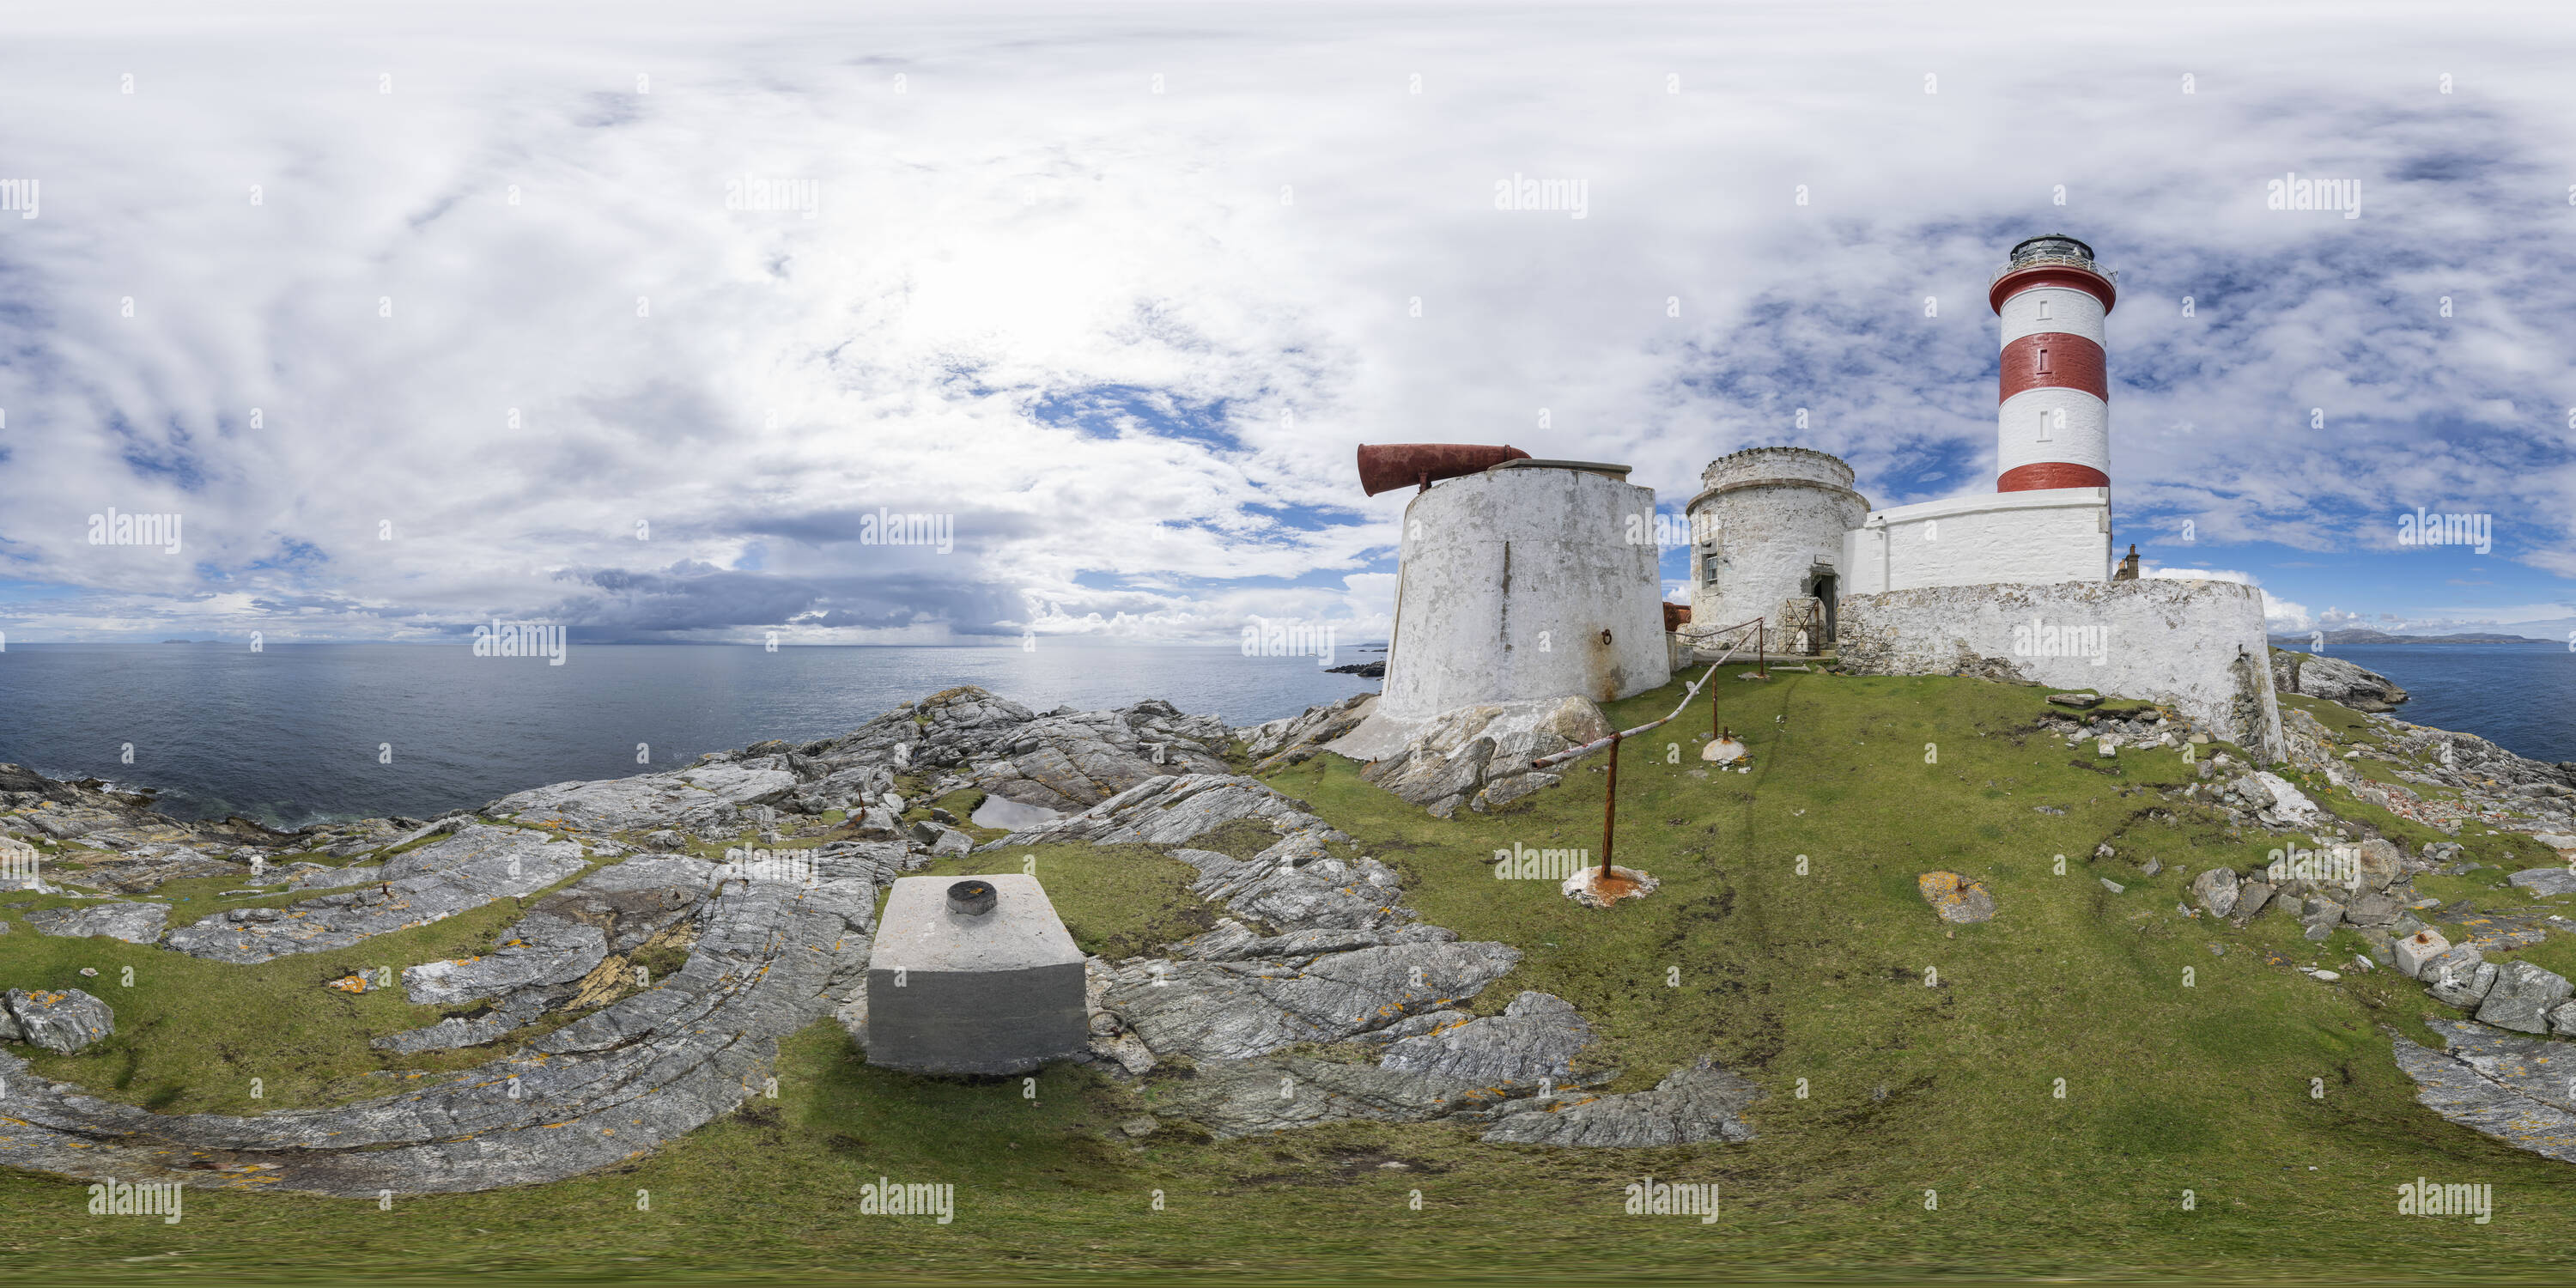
[1834,577,2285,761]
[1842,487,2111,594]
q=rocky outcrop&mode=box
[26,901,170,945]
[1236,693,1376,774]
[2270,649,2409,712]
[1150,1054,1534,1138]
[969,702,1233,812]
[1355,696,1607,818]
[3,988,115,1054]
[1481,1056,1762,1146]
[0,854,878,1196]
[163,824,588,964]
[2393,1020,2576,1164]
[1100,940,1522,1062]
[489,764,797,835]
[1377,991,1595,1084]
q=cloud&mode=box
[0,3,2570,643]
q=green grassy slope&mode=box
[3,667,2573,1283]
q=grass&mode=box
[5,666,2576,1282]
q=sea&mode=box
[0,641,1382,829]
[1,640,2562,832]
[2303,643,2573,766]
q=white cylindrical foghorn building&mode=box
[1990,234,2116,493]
[1379,460,1671,720]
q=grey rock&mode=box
[1379,992,1594,1084]
[1481,1056,1761,1147]
[2354,839,2406,893]
[1165,844,1411,934]
[1171,919,1455,963]
[2506,868,2576,896]
[2476,961,2574,1034]
[489,763,797,833]
[2550,1000,2576,1037]
[0,854,877,1197]
[1235,693,1377,774]
[2271,651,2409,713]
[993,774,1319,849]
[2391,1020,2576,1164]
[1152,1054,1529,1139]
[1101,940,1522,1061]
[2345,892,2402,927]
[25,901,168,944]
[1358,697,1608,817]
[402,913,609,1006]
[2226,882,2276,925]
[967,698,1231,812]
[370,1014,520,1054]
[2425,946,2499,1009]
[2190,867,2239,918]
[164,824,586,963]
[4,988,114,1054]
[2099,878,2125,894]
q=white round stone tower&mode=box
[1683,447,1871,646]
[1379,460,1671,720]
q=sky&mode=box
[2,0,2572,647]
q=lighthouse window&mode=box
[2036,298,2053,321]
[2036,347,2050,374]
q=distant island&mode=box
[2268,629,2557,646]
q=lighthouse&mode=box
[1989,234,2116,492]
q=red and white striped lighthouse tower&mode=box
[1989,234,2116,492]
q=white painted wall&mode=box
[1842,488,2111,594]
[1997,285,2106,348]
[1996,387,2110,477]
[1833,577,2286,761]
[1381,465,1672,720]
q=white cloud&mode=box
[0,3,2571,641]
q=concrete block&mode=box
[2393,927,2450,980]
[864,874,1088,1075]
